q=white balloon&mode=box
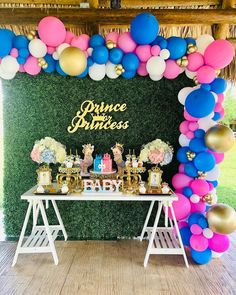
[211,193,218,205]
[1,56,19,74]
[179,67,185,74]
[190,194,200,204]
[149,74,163,81]
[159,49,170,60]
[206,166,220,181]
[0,64,16,80]
[146,56,166,76]
[57,43,70,57]
[179,134,190,147]
[211,91,218,103]
[212,251,223,258]
[178,87,193,105]
[52,52,59,60]
[89,63,106,81]
[29,39,47,58]
[87,47,93,56]
[198,117,217,131]
[105,61,119,79]
[196,34,214,54]
[185,69,196,79]
[202,228,214,239]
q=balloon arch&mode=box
[0,13,235,265]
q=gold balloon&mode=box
[207,203,236,234]
[205,124,234,153]
[59,47,87,76]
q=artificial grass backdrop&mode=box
[3,73,192,239]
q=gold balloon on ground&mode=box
[205,124,234,153]
[207,203,236,235]
[59,46,87,76]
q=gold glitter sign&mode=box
[68,100,129,133]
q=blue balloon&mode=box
[89,34,105,48]
[122,70,136,79]
[185,89,215,118]
[0,29,15,57]
[191,248,212,265]
[200,84,211,91]
[194,129,205,138]
[19,48,30,58]
[77,67,88,78]
[43,54,56,73]
[182,186,193,198]
[167,37,187,59]
[177,147,190,164]
[92,46,109,64]
[197,217,208,229]
[184,163,198,178]
[16,56,26,65]
[56,61,67,76]
[180,227,192,246]
[185,37,196,45]
[210,78,227,94]
[13,35,29,49]
[151,36,167,49]
[188,212,205,227]
[131,13,159,45]
[87,57,94,67]
[109,48,123,64]
[205,205,211,212]
[122,53,140,72]
[208,180,218,188]
[213,112,221,121]
[193,152,216,172]
[189,138,207,153]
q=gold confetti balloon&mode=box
[59,46,87,76]
[207,203,236,235]
[205,124,234,153]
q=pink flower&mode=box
[148,149,164,164]
[30,148,41,163]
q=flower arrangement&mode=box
[139,139,174,166]
[30,137,66,165]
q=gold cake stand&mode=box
[119,166,146,194]
[56,166,82,192]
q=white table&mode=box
[12,187,189,268]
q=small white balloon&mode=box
[211,91,218,103]
[149,74,163,81]
[0,64,16,80]
[29,38,47,58]
[211,193,218,205]
[179,67,185,74]
[198,117,217,131]
[105,61,119,79]
[89,63,106,81]
[212,251,223,258]
[196,34,214,55]
[178,87,193,105]
[52,52,59,60]
[190,194,200,204]
[1,56,20,74]
[146,56,166,76]
[159,49,170,60]
[185,69,196,79]
[87,47,93,56]
[206,166,220,181]
[57,43,70,57]
[179,134,190,147]
[203,228,214,239]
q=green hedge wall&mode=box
[3,73,193,239]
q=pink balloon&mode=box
[179,121,189,134]
[208,233,230,253]
[178,221,189,229]
[117,32,136,53]
[208,182,214,191]
[10,48,18,58]
[151,45,161,56]
[197,65,216,84]
[186,131,194,139]
[217,93,224,103]
[190,179,210,196]
[208,150,224,164]
[214,103,223,113]
[188,122,199,132]
[19,64,25,73]
[38,16,66,47]
[163,60,181,79]
[24,56,41,75]
[64,31,75,44]
[105,32,119,44]
[190,234,209,251]
[191,201,206,213]
[71,34,90,51]
[187,52,204,72]
[172,173,193,190]
[178,164,185,173]
[135,45,151,62]
[204,40,235,69]
[168,193,191,221]
[184,110,198,122]
[190,224,203,235]
[219,109,225,119]
[47,46,55,54]
[137,62,148,76]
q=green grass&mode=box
[217,140,236,209]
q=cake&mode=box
[93,153,113,173]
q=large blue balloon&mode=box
[109,48,123,64]
[191,248,212,265]
[184,163,198,178]
[185,89,215,118]
[189,138,208,153]
[122,53,140,72]
[188,212,205,227]
[167,37,187,59]
[19,48,30,59]
[122,70,136,79]
[89,34,105,48]
[177,147,190,163]
[43,54,56,73]
[0,29,15,58]
[210,78,227,94]
[92,46,109,64]
[180,226,191,247]
[193,151,216,172]
[131,13,159,45]
[151,36,167,49]
[13,35,29,49]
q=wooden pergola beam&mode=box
[0,8,236,26]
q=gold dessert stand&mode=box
[89,169,117,180]
[119,166,146,194]
[56,166,82,192]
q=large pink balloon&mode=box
[204,40,235,69]
[71,34,90,51]
[208,233,230,253]
[184,110,198,122]
[106,32,119,44]
[24,56,41,75]
[38,16,66,47]
[137,62,148,76]
[117,32,136,53]
[187,52,204,72]
[135,45,151,62]
[196,65,216,84]
[190,179,210,196]
[168,193,191,221]
[163,60,181,79]
[190,234,209,251]
[208,150,224,164]
[217,93,224,103]
[191,201,206,213]
[179,121,189,134]
[65,31,75,44]
[172,173,193,190]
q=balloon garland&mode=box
[0,12,235,264]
